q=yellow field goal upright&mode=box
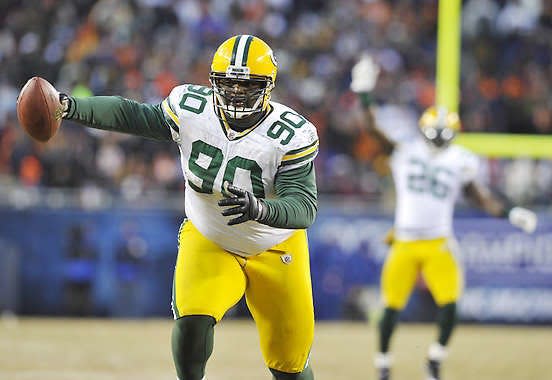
[436,0,552,159]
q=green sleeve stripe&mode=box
[166,97,177,115]
[281,149,318,166]
[162,99,180,132]
[285,140,319,155]
[165,114,180,133]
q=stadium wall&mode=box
[1,205,551,323]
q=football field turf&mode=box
[1,317,550,380]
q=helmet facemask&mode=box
[421,124,456,149]
[419,107,458,150]
[210,70,273,128]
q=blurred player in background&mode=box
[49,35,319,380]
[350,55,538,380]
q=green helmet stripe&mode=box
[241,35,254,67]
[230,35,242,65]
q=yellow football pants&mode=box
[172,220,314,373]
[381,238,463,309]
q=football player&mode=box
[55,35,318,380]
[350,55,537,380]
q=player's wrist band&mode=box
[255,199,268,222]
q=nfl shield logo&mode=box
[281,254,292,264]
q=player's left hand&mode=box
[508,206,537,234]
[218,182,267,225]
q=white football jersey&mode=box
[390,138,480,240]
[161,84,318,256]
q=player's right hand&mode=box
[508,207,537,234]
[59,93,71,118]
[350,54,380,93]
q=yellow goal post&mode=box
[436,0,552,158]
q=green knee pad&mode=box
[171,315,216,380]
[270,365,314,380]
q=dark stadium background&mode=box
[1,0,551,324]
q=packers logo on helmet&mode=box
[210,35,278,127]
[418,106,461,148]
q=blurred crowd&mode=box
[0,0,551,205]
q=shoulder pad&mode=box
[270,103,319,171]
[161,84,214,141]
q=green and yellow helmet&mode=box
[210,35,278,125]
[418,106,461,148]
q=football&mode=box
[16,76,63,142]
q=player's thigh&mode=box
[381,242,419,310]
[421,240,463,306]
[172,220,246,321]
[244,230,313,373]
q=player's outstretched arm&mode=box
[350,54,395,155]
[218,162,317,229]
[463,181,537,233]
[60,93,172,141]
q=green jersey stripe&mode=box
[285,140,319,155]
[281,150,318,166]
[165,115,179,133]
[161,99,180,132]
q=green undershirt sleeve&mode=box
[261,162,318,229]
[66,96,172,141]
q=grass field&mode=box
[1,317,550,380]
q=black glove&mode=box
[218,182,267,225]
[59,93,71,118]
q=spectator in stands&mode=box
[1,0,550,205]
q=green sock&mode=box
[270,365,314,380]
[379,307,400,353]
[171,315,216,380]
[437,302,457,346]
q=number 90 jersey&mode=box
[391,139,480,240]
[161,84,319,256]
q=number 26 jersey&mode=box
[161,84,319,256]
[390,139,480,240]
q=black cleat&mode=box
[378,367,390,380]
[426,359,441,380]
